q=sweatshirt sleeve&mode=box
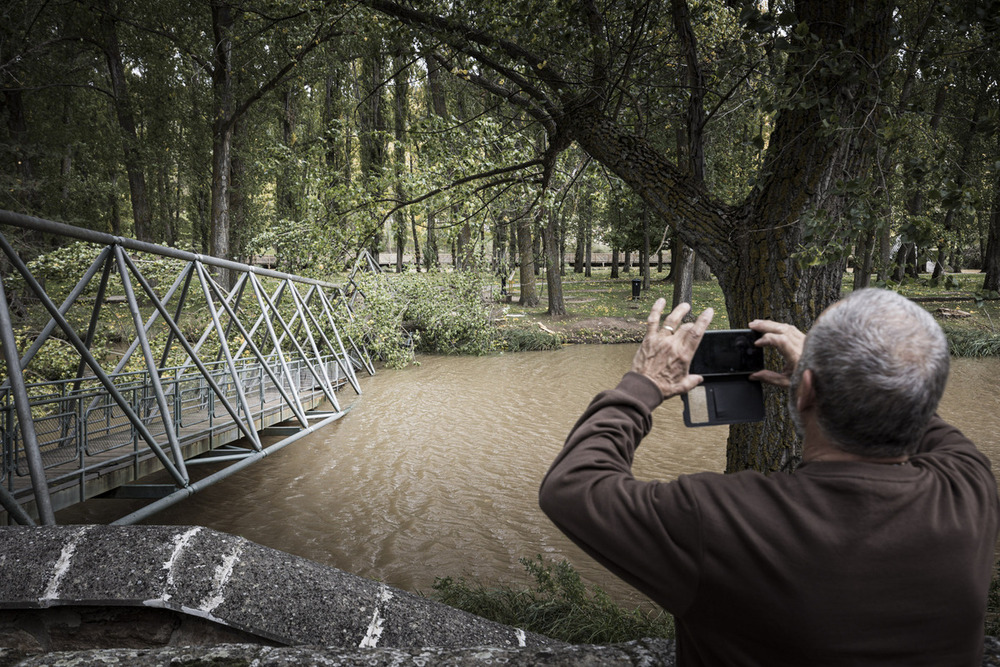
[538,372,703,614]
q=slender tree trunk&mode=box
[853,229,875,290]
[108,170,122,236]
[210,0,235,285]
[410,208,421,272]
[545,206,565,315]
[423,50,448,261]
[425,209,438,269]
[983,165,1000,292]
[574,218,585,273]
[671,236,694,309]
[101,0,153,242]
[641,205,651,291]
[517,213,538,306]
[670,0,706,307]
[359,43,387,257]
[229,117,248,264]
[3,89,36,213]
[392,53,410,273]
[59,99,73,219]
[694,255,711,281]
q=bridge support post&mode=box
[0,278,55,525]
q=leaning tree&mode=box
[358,0,896,471]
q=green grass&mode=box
[430,555,673,645]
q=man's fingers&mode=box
[646,298,667,334]
[662,302,692,332]
[749,369,791,388]
[691,307,714,336]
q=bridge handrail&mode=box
[0,209,342,290]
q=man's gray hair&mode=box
[795,288,950,457]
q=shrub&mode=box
[349,271,500,367]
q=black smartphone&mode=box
[690,330,764,377]
[683,329,765,427]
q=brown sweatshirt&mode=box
[539,372,999,666]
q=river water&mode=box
[58,345,1000,607]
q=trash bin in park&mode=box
[631,278,642,300]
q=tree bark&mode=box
[101,0,153,242]
[3,89,36,213]
[392,53,410,273]
[544,206,565,315]
[983,164,1000,292]
[359,43,387,256]
[853,229,875,290]
[210,0,234,285]
[517,212,538,306]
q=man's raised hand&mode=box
[631,299,714,400]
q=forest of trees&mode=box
[2,0,999,467]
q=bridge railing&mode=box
[0,210,376,526]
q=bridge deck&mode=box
[2,356,349,523]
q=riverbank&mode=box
[498,269,1000,352]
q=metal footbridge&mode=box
[0,210,377,527]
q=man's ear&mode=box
[796,369,817,413]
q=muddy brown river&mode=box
[58,345,1000,607]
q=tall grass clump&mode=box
[987,566,1000,637]
[940,326,1000,358]
[498,326,563,351]
[431,555,673,644]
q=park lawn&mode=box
[497,268,1000,351]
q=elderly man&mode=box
[539,288,999,665]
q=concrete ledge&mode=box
[0,526,551,651]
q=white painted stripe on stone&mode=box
[40,527,91,605]
[162,527,202,602]
[360,607,385,648]
[359,584,392,648]
[200,543,243,614]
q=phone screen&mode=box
[689,330,763,377]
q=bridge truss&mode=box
[0,210,376,526]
